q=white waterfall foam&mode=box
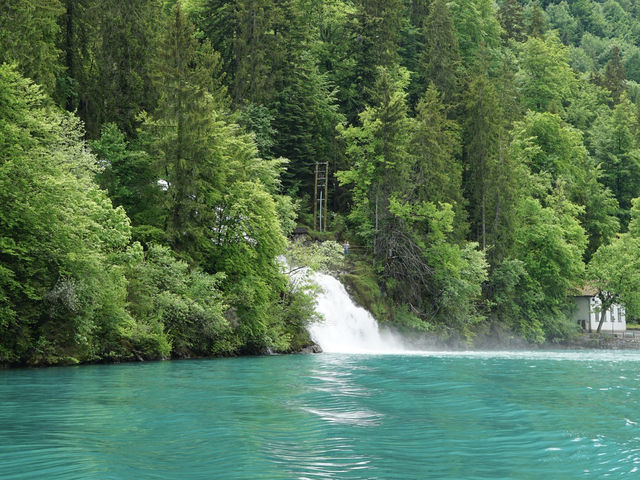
[308,273,412,354]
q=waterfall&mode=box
[308,273,412,354]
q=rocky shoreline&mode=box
[555,332,640,350]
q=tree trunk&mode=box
[374,188,379,265]
[596,307,606,333]
[482,189,486,250]
[596,296,612,333]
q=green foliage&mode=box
[588,209,640,327]
[416,0,462,105]
[526,2,547,38]
[0,65,132,364]
[546,1,579,45]
[270,52,343,198]
[90,123,164,231]
[341,259,391,323]
[498,0,526,43]
[237,103,276,159]
[0,0,64,94]
[7,0,640,357]
[142,4,232,263]
[510,111,619,257]
[411,85,464,219]
[603,46,627,104]
[123,243,235,357]
[463,51,515,252]
[449,0,502,65]
[509,193,587,341]
[337,66,412,248]
[195,0,302,106]
[54,0,162,136]
[86,0,162,136]
[591,94,640,227]
[339,66,488,332]
[388,198,488,334]
[345,0,405,112]
[517,34,577,113]
[285,240,345,278]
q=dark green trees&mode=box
[417,0,461,105]
[7,0,640,359]
[0,0,64,94]
[339,69,486,332]
[55,0,161,136]
[141,4,307,353]
[591,96,640,227]
[463,57,503,251]
[143,4,228,261]
[603,46,626,104]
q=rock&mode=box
[299,343,323,354]
[292,227,309,240]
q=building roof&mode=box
[573,284,599,297]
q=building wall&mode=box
[571,296,626,332]
[587,296,626,333]
[573,297,591,329]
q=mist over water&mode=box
[308,272,414,353]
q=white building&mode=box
[572,287,626,333]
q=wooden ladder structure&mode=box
[313,162,329,231]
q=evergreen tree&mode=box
[498,0,526,43]
[196,0,301,107]
[345,0,405,118]
[56,0,93,114]
[338,67,412,256]
[339,68,487,330]
[416,0,461,105]
[591,95,640,227]
[88,0,162,136]
[449,0,502,66]
[144,3,228,262]
[410,84,466,235]
[489,53,523,264]
[305,0,357,115]
[270,53,342,198]
[354,0,404,68]
[145,4,303,352]
[409,0,430,27]
[603,45,626,105]
[526,2,547,38]
[0,0,64,94]
[462,55,502,251]
[54,0,163,137]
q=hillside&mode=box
[2,0,640,364]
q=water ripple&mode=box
[1,352,640,478]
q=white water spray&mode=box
[308,273,412,354]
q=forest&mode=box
[3,0,640,365]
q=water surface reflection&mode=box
[1,352,640,479]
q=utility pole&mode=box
[314,162,329,231]
[314,163,319,230]
[324,161,329,232]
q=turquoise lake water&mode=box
[1,351,640,479]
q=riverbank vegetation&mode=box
[4,0,640,364]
